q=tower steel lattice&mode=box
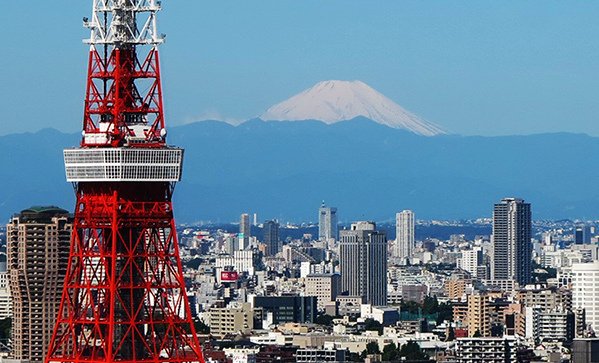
[46,1,205,363]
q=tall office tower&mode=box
[339,222,387,306]
[396,210,415,262]
[572,262,599,331]
[7,207,71,363]
[575,224,592,244]
[492,198,532,285]
[240,213,251,237]
[48,2,204,363]
[318,202,338,241]
[239,213,251,250]
[263,220,280,256]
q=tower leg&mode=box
[46,184,204,363]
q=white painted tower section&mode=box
[84,0,164,45]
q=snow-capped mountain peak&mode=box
[260,80,445,136]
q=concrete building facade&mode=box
[7,206,72,363]
[240,213,251,237]
[208,302,254,337]
[263,220,280,257]
[467,294,490,337]
[339,222,387,306]
[318,203,338,241]
[456,337,518,363]
[572,262,599,332]
[492,198,532,285]
[396,210,415,263]
[0,262,12,319]
[305,273,340,311]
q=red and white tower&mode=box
[46,1,205,363]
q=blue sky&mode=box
[1,1,599,136]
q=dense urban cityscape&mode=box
[3,1,599,363]
[2,199,599,362]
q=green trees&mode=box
[363,318,384,335]
[360,341,381,359]
[375,341,430,362]
[399,341,429,361]
[315,314,334,326]
[382,342,399,361]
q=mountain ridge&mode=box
[260,80,445,136]
[1,119,598,222]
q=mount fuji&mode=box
[260,80,445,136]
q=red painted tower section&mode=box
[46,2,205,363]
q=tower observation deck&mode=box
[46,1,205,363]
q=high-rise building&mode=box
[318,202,338,241]
[467,293,490,337]
[492,198,532,285]
[305,273,341,311]
[0,260,11,319]
[239,213,251,250]
[396,210,415,263]
[575,225,592,244]
[240,213,251,237]
[263,220,280,256]
[572,338,599,363]
[457,247,483,277]
[339,222,387,306]
[572,262,599,332]
[7,206,72,363]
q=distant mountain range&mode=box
[2,118,598,223]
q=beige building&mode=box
[467,294,490,337]
[305,273,340,311]
[444,278,472,301]
[516,286,571,312]
[7,206,71,363]
[208,302,254,337]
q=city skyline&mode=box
[4,1,599,362]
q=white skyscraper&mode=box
[457,247,483,277]
[319,202,338,241]
[396,210,415,263]
[572,262,599,331]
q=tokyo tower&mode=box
[46,1,205,363]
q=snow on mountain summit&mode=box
[260,80,445,136]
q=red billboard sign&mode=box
[221,271,239,282]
